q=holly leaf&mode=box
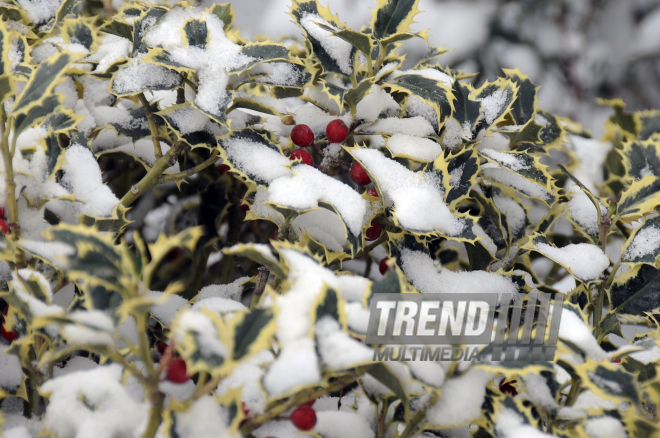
[617,176,660,222]
[370,0,421,41]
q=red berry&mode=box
[349,162,371,186]
[241,402,250,417]
[1,324,18,342]
[0,207,5,218]
[290,406,316,431]
[166,358,189,383]
[240,203,250,213]
[290,149,313,166]
[326,119,349,143]
[365,221,382,241]
[291,124,315,147]
[379,258,389,275]
[0,220,8,235]
[270,231,279,240]
[366,188,379,197]
[612,358,622,364]
[217,163,231,174]
[156,342,168,355]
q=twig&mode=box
[157,150,219,184]
[250,267,270,309]
[138,93,163,159]
[121,141,186,206]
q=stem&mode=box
[250,267,270,309]
[142,390,165,438]
[138,93,163,159]
[157,151,219,184]
[399,392,439,438]
[565,377,581,406]
[240,365,372,435]
[120,141,186,206]
[360,234,388,256]
[0,112,26,268]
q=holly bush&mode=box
[1,0,660,437]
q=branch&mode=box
[138,93,163,159]
[250,267,270,309]
[0,112,26,268]
[157,150,219,184]
[239,365,372,435]
[121,141,186,206]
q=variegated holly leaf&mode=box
[620,139,660,181]
[132,6,168,56]
[480,149,556,206]
[110,59,182,96]
[158,103,219,149]
[0,20,20,103]
[62,17,99,52]
[383,72,454,126]
[290,0,356,76]
[229,42,292,74]
[210,3,234,30]
[620,215,660,266]
[451,80,481,136]
[504,68,538,126]
[576,361,640,404]
[617,176,660,222]
[429,145,479,209]
[473,77,518,130]
[143,227,204,288]
[222,242,287,279]
[610,264,660,320]
[370,0,421,42]
[636,110,660,141]
[10,52,75,118]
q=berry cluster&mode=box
[288,119,349,167]
[0,207,8,234]
[1,306,18,342]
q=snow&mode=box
[493,193,526,237]
[52,357,98,378]
[0,345,23,391]
[61,145,119,217]
[481,149,529,171]
[568,135,612,189]
[144,9,253,116]
[85,35,132,74]
[192,297,247,314]
[147,291,189,326]
[482,167,553,202]
[175,310,228,359]
[197,277,250,302]
[406,95,439,128]
[290,208,348,251]
[216,350,273,416]
[409,360,445,387]
[399,248,517,302]
[320,142,343,169]
[314,411,375,438]
[478,132,510,151]
[40,365,149,438]
[267,164,368,236]
[300,13,353,75]
[521,373,557,409]
[252,420,310,438]
[557,307,607,361]
[113,57,181,95]
[425,369,493,427]
[566,186,604,235]
[223,136,290,183]
[253,62,304,86]
[292,103,353,136]
[477,89,507,125]
[263,337,321,396]
[535,242,609,281]
[16,0,61,24]
[314,316,373,369]
[62,310,115,347]
[359,116,435,136]
[19,241,75,270]
[442,118,470,150]
[386,134,443,162]
[173,395,231,438]
[584,417,626,438]
[623,225,660,262]
[351,148,467,235]
[495,407,552,438]
[355,86,400,122]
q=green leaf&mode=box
[430,146,479,209]
[583,365,639,404]
[13,94,63,135]
[183,19,208,49]
[105,102,165,140]
[384,73,453,125]
[617,176,660,222]
[413,46,450,69]
[100,19,134,41]
[636,110,660,141]
[10,52,75,117]
[315,287,340,322]
[63,17,98,51]
[227,97,284,117]
[594,311,623,341]
[474,78,518,129]
[610,264,660,318]
[55,0,80,24]
[366,362,409,403]
[497,118,544,147]
[345,79,374,113]
[370,0,421,40]
[218,129,285,187]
